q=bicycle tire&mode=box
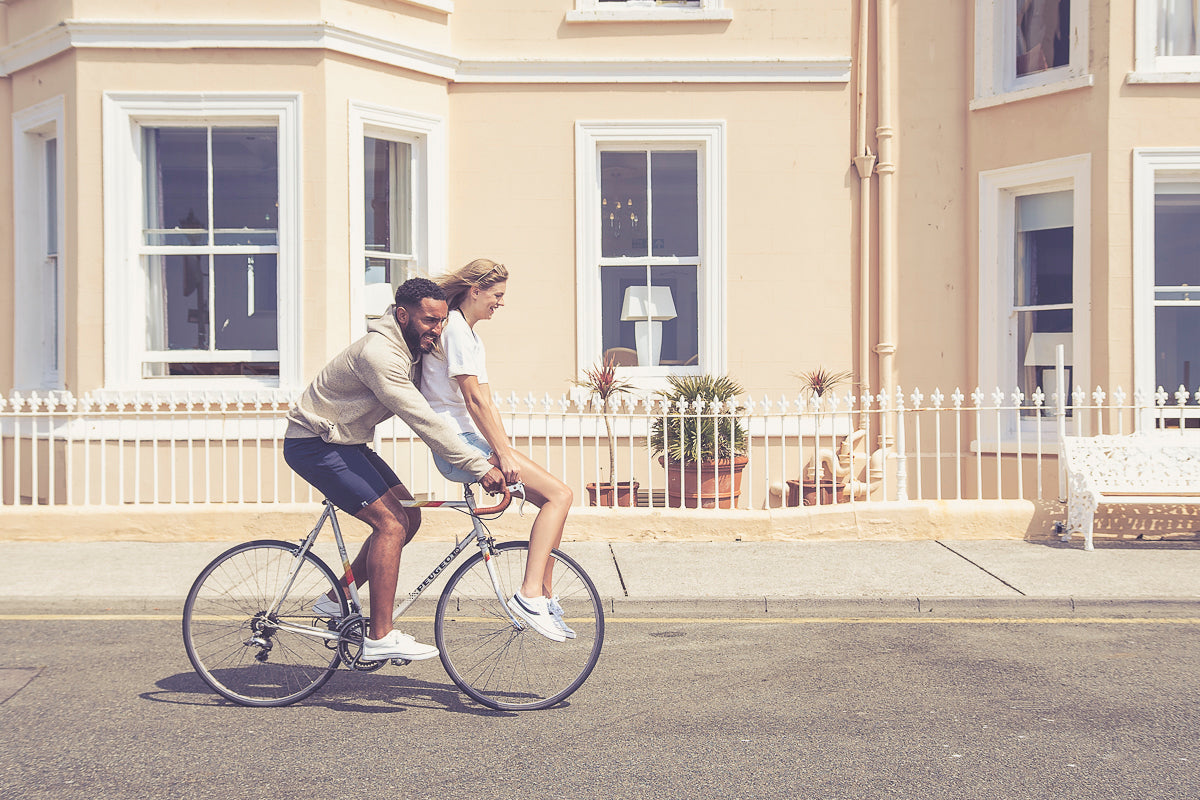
[182,540,347,707]
[434,541,604,711]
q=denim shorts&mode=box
[283,437,402,514]
[432,430,493,484]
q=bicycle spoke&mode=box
[183,541,342,707]
[435,542,604,711]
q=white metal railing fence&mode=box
[2,385,1198,509]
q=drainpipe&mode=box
[876,0,906,499]
[875,0,897,400]
[853,0,876,403]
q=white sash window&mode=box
[974,0,1091,107]
[1134,150,1200,426]
[348,103,446,333]
[576,121,725,384]
[103,93,301,389]
[978,155,1091,441]
[13,98,66,390]
[1133,0,1200,80]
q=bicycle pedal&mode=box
[389,658,411,667]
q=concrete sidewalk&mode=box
[2,537,1199,615]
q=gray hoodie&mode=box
[284,307,493,480]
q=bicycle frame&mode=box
[263,483,523,640]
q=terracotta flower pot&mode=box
[586,480,640,507]
[659,455,749,509]
[786,477,842,507]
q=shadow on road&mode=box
[143,669,520,717]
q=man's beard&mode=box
[401,320,435,354]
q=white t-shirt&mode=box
[420,309,488,435]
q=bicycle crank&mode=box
[335,616,386,672]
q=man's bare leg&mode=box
[351,488,421,640]
[330,485,418,601]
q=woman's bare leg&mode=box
[509,451,573,598]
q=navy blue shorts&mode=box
[283,437,403,514]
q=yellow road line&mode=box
[1,614,1198,625]
[0,614,186,621]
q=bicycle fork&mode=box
[463,486,529,631]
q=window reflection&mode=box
[1154,184,1200,392]
[1016,0,1069,77]
[142,126,280,377]
[598,147,701,369]
[364,137,414,293]
[1014,190,1073,415]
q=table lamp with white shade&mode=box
[1023,332,1072,393]
[621,285,676,366]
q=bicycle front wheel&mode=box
[182,540,346,707]
[435,541,604,711]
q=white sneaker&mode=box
[361,629,439,661]
[312,596,344,618]
[547,595,577,639]
[507,592,567,642]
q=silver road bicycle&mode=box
[182,483,604,711]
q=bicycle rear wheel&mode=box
[435,541,604,711]
[182,540,346,707]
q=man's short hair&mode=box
[394,277,446,310]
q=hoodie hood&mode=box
[367,305,415,359]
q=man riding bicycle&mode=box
[283,278,505,663]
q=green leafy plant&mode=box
[796,367,854,399]
[649,374,748,463]
[574,357,635,483]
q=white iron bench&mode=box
[1060,434,1200,550]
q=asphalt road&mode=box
[3,608,1200,800]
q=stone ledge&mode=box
[0,499,1060,543]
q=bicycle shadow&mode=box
[143,669,523,718]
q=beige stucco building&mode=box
[4,0,1200,428]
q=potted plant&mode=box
[789,366,855,506]
[574,357,639,506]
[796,366,854,401]
[649,374,749,509]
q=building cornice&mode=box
[0,19,460,79]
[1,19,849,84]
[454,58,850,84]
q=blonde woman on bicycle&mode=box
[421,258,575,642]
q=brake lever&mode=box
[507,482,528,517]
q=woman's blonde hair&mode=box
[437,258,509,311]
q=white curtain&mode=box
[143,131,168,375]
[1159,0,1200,56]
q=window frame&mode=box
[567,0,731,23]
[978,154,1092,443]
[12,96,67,391]
[1131,0,1200,83]
[972,0,1092,109]
[347,102,446,337]
[102,92,302,391]
[1133,148,1200,415]
[575,120,725,387]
